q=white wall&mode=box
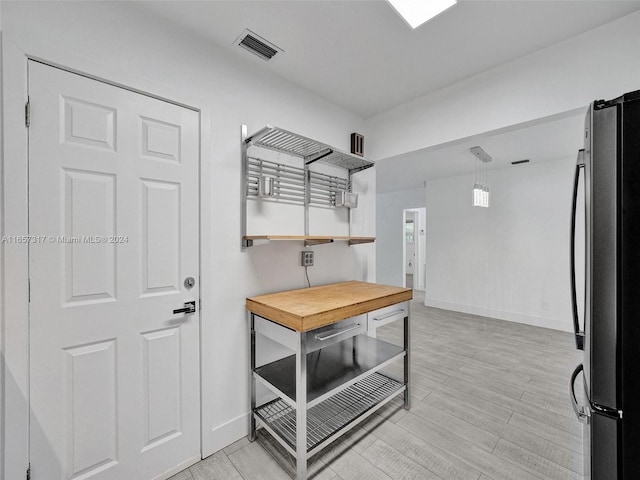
[376,186,424,287]
[425,158,576,332]
[369,8,640,334]
[366,10,640,160]
[0,2,374,477]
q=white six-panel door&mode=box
[28,61,201,480]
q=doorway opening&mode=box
[402,207,425,291]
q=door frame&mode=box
[403,210,416,285]
[402,207,426,291]
[1,35,213,480]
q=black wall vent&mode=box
[511,159,530,165]
[236,29,282,61]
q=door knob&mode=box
[173,301,196,315]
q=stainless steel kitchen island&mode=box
[247,281,412,480]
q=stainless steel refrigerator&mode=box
[570,90,640,479]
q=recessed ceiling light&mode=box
[387,0,457,29]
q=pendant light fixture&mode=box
[470,146,491,208]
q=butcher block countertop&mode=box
[246,281,413,332]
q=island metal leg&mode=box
[404,309,411,410]
[295,333,308,479]
[249,313,257,441]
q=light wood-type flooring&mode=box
[171,292,585,480]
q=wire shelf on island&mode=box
[254,372,404,456]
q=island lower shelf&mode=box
[254,371,405,455]
[254,334,405,407]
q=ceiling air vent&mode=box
[236,29,282,61]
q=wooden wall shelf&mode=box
[243,235,375,247]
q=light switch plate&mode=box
[301,250,314,267]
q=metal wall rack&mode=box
[241,125,375,248]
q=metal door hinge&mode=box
[25,99,31,128]
[26,465,31,480]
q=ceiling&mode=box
[129,1,637,191]
[377,111,586,193]
[132,0,640,118]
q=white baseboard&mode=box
[153,454,201,480]
[202,413,249,458]
[424,298,572,333]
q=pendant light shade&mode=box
[470,146,491,208]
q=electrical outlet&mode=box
[301,250,314,267]
[542,300,549,311]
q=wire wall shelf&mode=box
[245,125,374,174]
[241,124,375,248]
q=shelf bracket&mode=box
[304,239,334,247]
[348,163,375,175]
[243,237,272,248]
[305,148,333,165]
[244,124,273,146]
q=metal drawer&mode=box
[304,315,366,353]
[367,301,409,330]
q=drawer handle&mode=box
[314,324,361,341]
[373,309,405,322]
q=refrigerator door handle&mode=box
[569,363,590,424]
[570,150,585,350]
